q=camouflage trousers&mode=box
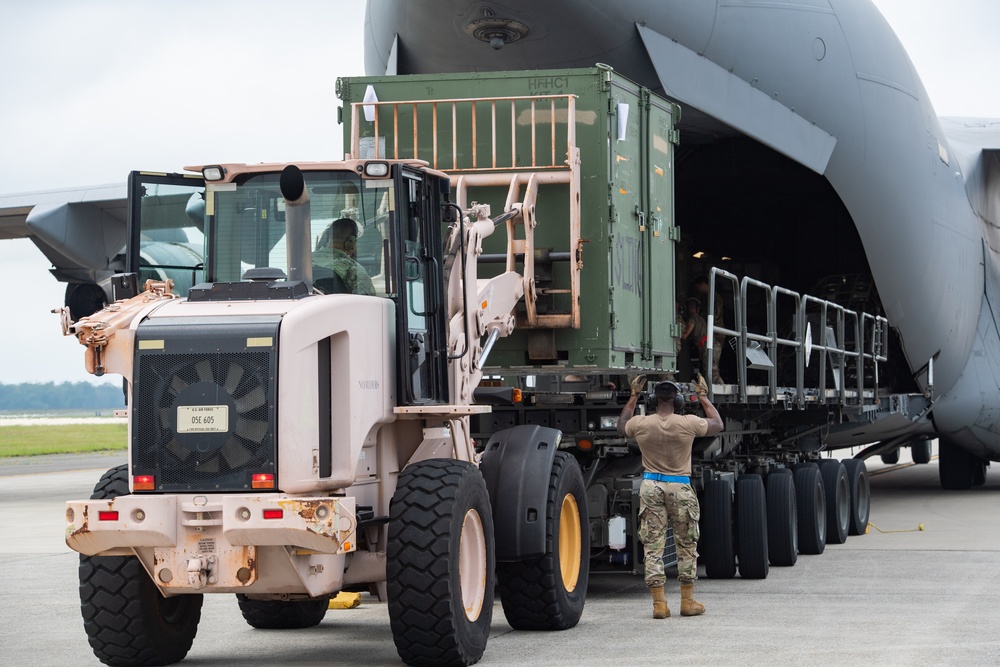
[638,479,700,587]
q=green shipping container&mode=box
[337,66,680,372]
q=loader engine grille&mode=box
[131,318,279,492]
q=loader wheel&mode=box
[79,465,203,666]
[388,459,495,667]
[701,478,736,578]
[736,475,769,579]
[497,451,589,631]
[842,459,871,536]
[766,471,797,567]
[235,595,330,629]
[819,460,850,545]
[939,440,976,490]
[794,465,826,555]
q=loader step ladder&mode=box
[348,94,582,329]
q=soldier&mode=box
[314,218,375,296]
[694,275,725,384]
[617,375,724,619]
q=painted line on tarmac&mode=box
[869,455,938,476]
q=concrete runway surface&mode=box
[1,449,997,666]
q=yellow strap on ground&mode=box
[329,592,362,609]
[866,521,925,534]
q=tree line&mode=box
[0,382,125,411]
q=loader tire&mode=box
[388,459,495,667]
[235,595,330,629]
[80,465,203,666]
[497,451,589,631]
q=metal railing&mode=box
[350,94,578,173]
[350,93,583,330]
[706,267,889,404]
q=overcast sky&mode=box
[0,0,997,385]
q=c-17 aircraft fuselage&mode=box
[365,0,1000,466]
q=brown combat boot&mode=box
[650,586,670,619]
[680,584,705,616]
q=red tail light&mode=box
[251,473,276,490]
[98,511,119,521]
[262,509,283,520]
[133,475,156,491]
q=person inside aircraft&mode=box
[694,275,726,384]
[313,217,375,296]
[681,297,707,377]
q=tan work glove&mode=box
[692,373,709,397]
[629,374,647,396]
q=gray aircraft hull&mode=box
[365,0,1000,458]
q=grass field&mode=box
[0,424,127,457]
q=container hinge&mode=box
[337,105,343,125]
[610,312,617,330]
[669,128,681,146]
[666,224,681,241]
[609,203,617,225]
[670,322,683,338]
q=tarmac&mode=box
[0,447,997,666]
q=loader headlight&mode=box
[364,162,389,177]
[202,166,225,181]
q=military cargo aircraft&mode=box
[1,0,996,490]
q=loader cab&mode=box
[125,164,450,406]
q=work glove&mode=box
[692,374,709,397]
[629,374,647,396]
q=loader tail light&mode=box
[263,509,283,520]
[98,511,119,522]
[251,473,276,489]
[511,388,523,403]
[133,475,156,491]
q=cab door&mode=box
[126,171,206,297]
[393,166,449,405]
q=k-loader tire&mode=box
[235,594,331,629]
[765,470,798,567]
[79,465,203,667]
[497,451,589,631]
[387,459,496,667]
[701,478,736,578]
[735,474,769,579]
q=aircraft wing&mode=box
[0,184,126,241]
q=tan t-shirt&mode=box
[624,413,709,476]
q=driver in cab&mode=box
[314,217,375,296]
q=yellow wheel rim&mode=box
[458,509,487,622]
[558,493,582,592]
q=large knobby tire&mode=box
[819,460,850,545]
[388,459,495,667]
[793,465,826,555]
[497,451,589,631]
[736,475,769,579]
[701,478,736,579]
[939,440,976,490]
[842,459,871,536]
[80,465,203,667]
[766,471,797,566]
[911,438,932,465]
[235,595,330,629]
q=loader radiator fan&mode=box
[133,351,276,492]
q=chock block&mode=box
[329,592,362,609]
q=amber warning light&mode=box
[252,473,276,490]
[133,475,156,491]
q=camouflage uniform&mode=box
[638,479,700,587]
[315,248,375,296]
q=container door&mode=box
[645,98,679,366]
[608,84,645,362]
